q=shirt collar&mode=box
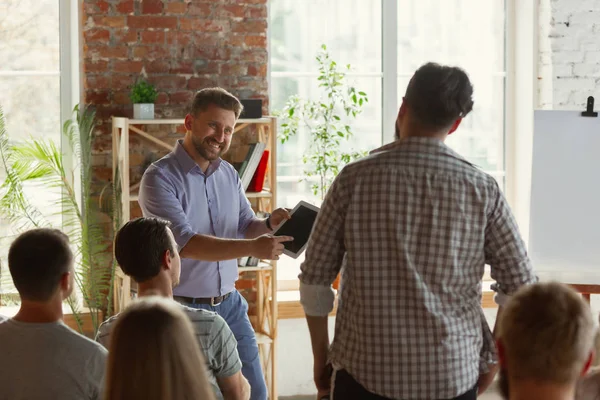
[371,137,476,168]
[173,139,222,176]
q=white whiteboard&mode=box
[529,110,600,283]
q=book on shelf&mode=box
[233,142,266,191]
[247,150,269,193]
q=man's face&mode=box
[186,104,236,162]
[166,228,181,288]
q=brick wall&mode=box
[82,0,269,314]
[539,0,600,109]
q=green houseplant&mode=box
[277,45,369,201]
[130,79,158,120]
[0,104,121,337]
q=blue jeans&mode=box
[182,290,268,400]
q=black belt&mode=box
[173,291,232,306]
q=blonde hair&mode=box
[104,297,215,400]
[499,282,595,384]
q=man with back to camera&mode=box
[299,62,538,400]
[0,228,107,400]
[138,87,293,400]
[96,217,250,400]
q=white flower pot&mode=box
[133,103,154,119]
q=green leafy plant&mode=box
[277,44,369,200]
[130,79,158,104]
[0,104,120,337]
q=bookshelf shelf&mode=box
[111,116,279,399]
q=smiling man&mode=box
[138,87,292,400]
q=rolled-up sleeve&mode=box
[138,168,196,250]
[485,181,538,295]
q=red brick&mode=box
[170,91,194,104]
[116,0,134,14]
[85,75,111,90]
[88,45,129,59]
[188,3,211,16]
[166,2,188,14]
[141,0,164,14]
[128,16,178,30]
[155,92,169,105]
[86,90,111,104]
[113,91,131,105]
[221,64,247,76]
[114,29,138,44]
[145,60,170,74]
[239,0,266,4]
[113,60,143,73]
[176,125,187,134]
[84,28,110,43]
[131,46,170,60]
[199,19,229,33]
[232,19,266,34]
[112,75,136,90]
[194,33,221,47]
[149,75,187,90]
[187,76,214,90]
[239,49,267,63]
[179,18,193,31]
[246,5,267,19]
[196,60,220,74]
[93,167,113,181]
[247,64,267,77]
[84,59,109,73]
[228,35,245,47]
[140,30,165,44]
[166,31,192,45]
[170,61,194,74]
[244,35,266,48]
[214,4,245,18]
[83,1,110,14]
[94,16,126,28]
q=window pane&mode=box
[0,0,60,71]
[270,0,382,73]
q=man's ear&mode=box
[184,114,193,131]
[60,271,72,294]
[582,350,595,377]
[163,249,172,271]
[496,339,506,368]
[447,118,463,135]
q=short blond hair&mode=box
[104,297,215,400]
[499,282,595,384]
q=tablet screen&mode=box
[274,205,319,254]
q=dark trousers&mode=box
[333,369,477,400]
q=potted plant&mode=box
[0,105,121,337]
[130,79,158,120]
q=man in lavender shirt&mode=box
[138,87,292,400]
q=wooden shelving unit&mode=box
[111,116,279,399]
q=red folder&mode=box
[247,150,269,192]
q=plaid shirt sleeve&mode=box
[299,169,349,287]
[485,181,538,295]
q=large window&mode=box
[0,0,76,310]
[270,0,507,287]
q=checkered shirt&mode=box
[299,137,537,399]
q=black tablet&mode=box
[272,200,320,258]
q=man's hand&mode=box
[269,208,292,229]
[314,361,333,398]
[250,234,293,260]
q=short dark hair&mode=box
[114,218,175,283]
[8,228,73,301]
[404,62,474,130]
[190,87,244,119]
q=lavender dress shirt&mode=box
[138,140,256,297]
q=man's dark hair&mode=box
[190,87,244,119]
[8,228,73,302]
[404,62,474,130]
[114,218,175,283]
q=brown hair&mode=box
[104,297,215,400]
[499,282,595,384]
[190,87,244,119]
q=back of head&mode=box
[104,296,215,400]
[8,228,72,301]
[404,62,474,130]
[499,282,595,385]
[191,87,243,119]
[114,217,174,283]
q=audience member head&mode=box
[104,296,215,400]
[498,282,595,400]
[8,228,74,303]
[396,62,474,140]
[114,218,180,291]
[183,87,243,166]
